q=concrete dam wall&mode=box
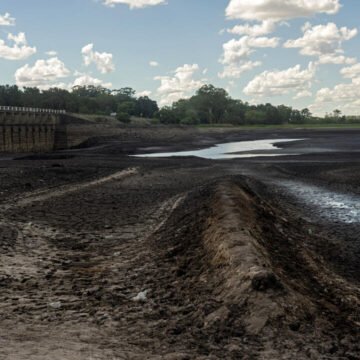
[0,108,202,153]
[0,109,88,153]
[0,110,62,153]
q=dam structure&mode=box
[0,106,68,153]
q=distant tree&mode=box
[0,85,22,106]
[223,99,246,125]
[277,105,293,124]
[156,106,179,124]
[245,109,267,124]
[290,109,303,123]
[116,112,131,123]
[333,109,342,118]
[135,96,159,118]
[192,84,231,124]
[301,108,312,121]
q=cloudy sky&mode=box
[0,0,360,115]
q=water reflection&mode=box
[281,181,360,224]
[135,139,303,159]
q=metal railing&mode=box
[0,106,66,114]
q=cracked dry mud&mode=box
[0,128,359,359]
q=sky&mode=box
[1,0,360,115]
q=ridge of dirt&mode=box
[144,178,360,358]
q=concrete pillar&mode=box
[0,127,5,152]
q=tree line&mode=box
[157,84,313,125]
[1,83,358,125]
[0,85,159,123]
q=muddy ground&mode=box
[0,127,359,359]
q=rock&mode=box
[251,271,283,292]
[49,301,62,309]
[132,290,149,302]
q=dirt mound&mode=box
[150,178,360,358]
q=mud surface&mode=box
[0,128,359,359]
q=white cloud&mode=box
[72,74,112,88]
[310,77,360,114]
[8,32,27,45]
[155,64,204,106]
[46,50,58,57]
[15,57,70,88]
[293,89,312,99]
[219,60,261,79]
[225,0,341,21]
[0,12,15,26]
[244,62,316,97]
[318,54,356,65]
[228,20,276,36]
[223,1,342,80]
[82,43,115,74]
[284,22,358,64]
[341,63,360,78]
[137,90,152,97]
[149,60,159,67]
[219,35,279,78]
[221,36,280,63]
[0,32,36,60]
[102,0,166,9]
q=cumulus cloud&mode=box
[310,77,360,114]
[155,64,205,105]
[102,0,166,9]
[225,0,341,21]
[243,62,316,97]
[219,35,279,78]
[46,50,58,57]
[223,1,343,80]
[149,60,159,67]
[15,57,70,88]
[72,74,112,88]
[0,32,36,60]
[341,63,360,78]
[219,60,262,79]
[82,43,115,74]
[8,32,27,45]
[0,12,15,26]
[293,89,312,99]
[228,20,276,37]
[221,36,280,63]
[284,22,358,64]
[137,90,152,97]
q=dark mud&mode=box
[0,127,359,359]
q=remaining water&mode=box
[135,138,303,159]
[281,181,360,224]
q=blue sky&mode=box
[1,0,360,115]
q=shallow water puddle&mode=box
[135,139,303,159]
[281,181,360,224]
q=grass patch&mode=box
[196,123,360,130]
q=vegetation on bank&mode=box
[1,84,359,126]
[0,85,159,123]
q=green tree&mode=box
[191,84,231,124]
[135,96,159,118]
[245,110,267,124]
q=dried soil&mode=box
[0,128,359,359]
